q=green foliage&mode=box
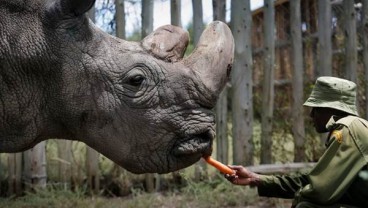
[0,185,87,208]
[0,173,279,208]
[179,173,258,207]
[271,129,295,163]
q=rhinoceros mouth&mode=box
[172,131,213,157]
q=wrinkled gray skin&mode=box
[0,0,234,174]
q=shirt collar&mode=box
[326,116,340,131]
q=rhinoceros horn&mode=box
[143,21,234,97]
[142,25,189,63]
[185,21,234,96]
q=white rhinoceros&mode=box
[0,0,234,174]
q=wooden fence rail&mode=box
[247,163,315,174]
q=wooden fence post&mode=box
[8,153,22,196]
[362,0,368,119]
[86,147,100,194]
[23,142,47,190]
[290,0,306,162]
[57,140,72,189]
[261,0,275,164]
[317,0,332,76]
[231,0,254,165]
[343,0,357,82]
[145,173,154,193]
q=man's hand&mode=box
[224,165,261,187]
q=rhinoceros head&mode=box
[0,0,234,173]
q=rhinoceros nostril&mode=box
[197,131,213,143]
[199,130,214,156]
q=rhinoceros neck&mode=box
[0,43,59,152]
[0,66,47,152]
[0,4,65,152]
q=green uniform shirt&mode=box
[257,116,368,207]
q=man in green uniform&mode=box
[225,76,368,208]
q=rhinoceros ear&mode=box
[48,0,96,17]
[142,25,189,63]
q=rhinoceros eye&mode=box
[128,74,145,86]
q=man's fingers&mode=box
[227,165,243,170]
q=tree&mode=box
[290,0,306,162]
[231,0,253,165]
[260,0,275,164]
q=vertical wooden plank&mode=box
[57,140,72,189]
[212,0,226,22]
[231,0,253,165]
[363,0,368,119]
[8,153,22,196]
[170,0,182,27]
[302,0,318,80]
[215,88,228,163]
[192,0,203,45]
[214,0,228,165]
[86,147,100,194]
[316,0,332,151]
[141,0,154,38]
[115,0,126,39]
[144,173,154,193]
[317,0,332,76]
[23,142,47,190]
[343,0,357,82]
[290,0,306,162]
[260,0,275,164]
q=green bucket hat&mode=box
[303,76,358,116]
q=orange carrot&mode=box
[203,156,235,175]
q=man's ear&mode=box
[47,0,96,17]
